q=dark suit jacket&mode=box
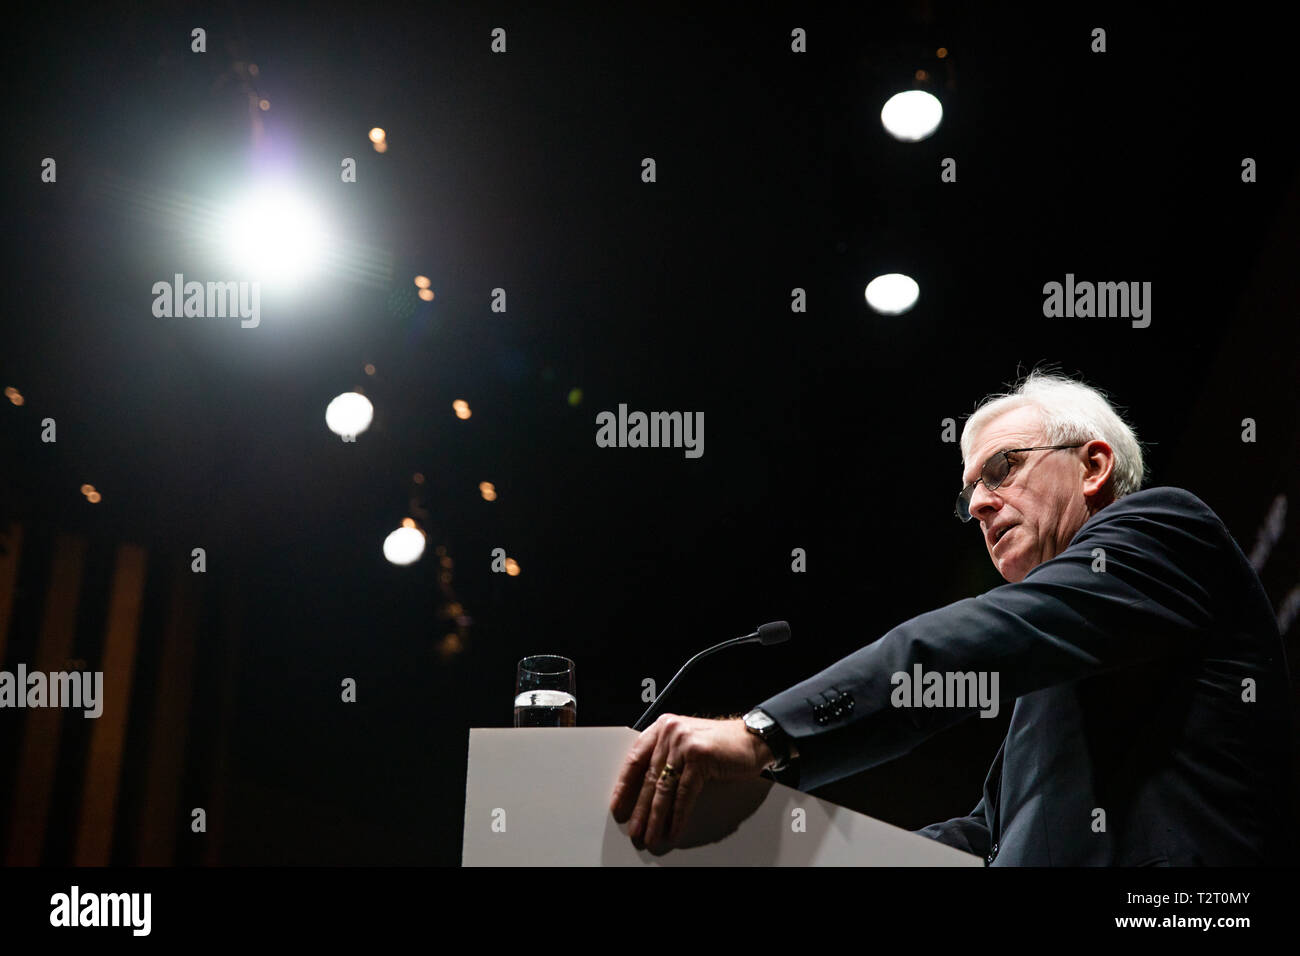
[756,487,1295,865]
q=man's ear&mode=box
[1081,439,1115,500]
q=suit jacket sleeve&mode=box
[914,793,992,858]
[754,488,1228,791]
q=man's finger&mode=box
[642,751,682,851]
[628,731,672,847]
[667,768,704,846]
[610,727,658,821]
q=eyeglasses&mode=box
[954,443,1086,522]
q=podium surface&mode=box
[463,727,982,866]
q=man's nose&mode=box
[968,481,1001,524]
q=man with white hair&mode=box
[610,370,1294,864]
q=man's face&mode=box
[961,406,1091,583]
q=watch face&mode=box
[746,710,775,732]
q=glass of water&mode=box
[514,655,577,727]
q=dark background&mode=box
[1,0,1297,864]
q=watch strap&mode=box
[745,708,798,772]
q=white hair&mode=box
[960,370,1146,499]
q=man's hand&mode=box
[609,714,774,852]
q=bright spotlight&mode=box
[384,526,426,565]
[222,185,328,285]
[865,273,920,315]
[325,392,374,439]
[880,90,943,142]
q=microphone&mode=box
[631,621,791,731]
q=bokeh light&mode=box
[325,392,374,438]
[383,525,426,565]
[865,273,921,315]
[880,89,943,142]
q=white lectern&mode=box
[462,727,983,866]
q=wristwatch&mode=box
[742,708,799,772]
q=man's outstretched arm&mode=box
[755,490,1227,790]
